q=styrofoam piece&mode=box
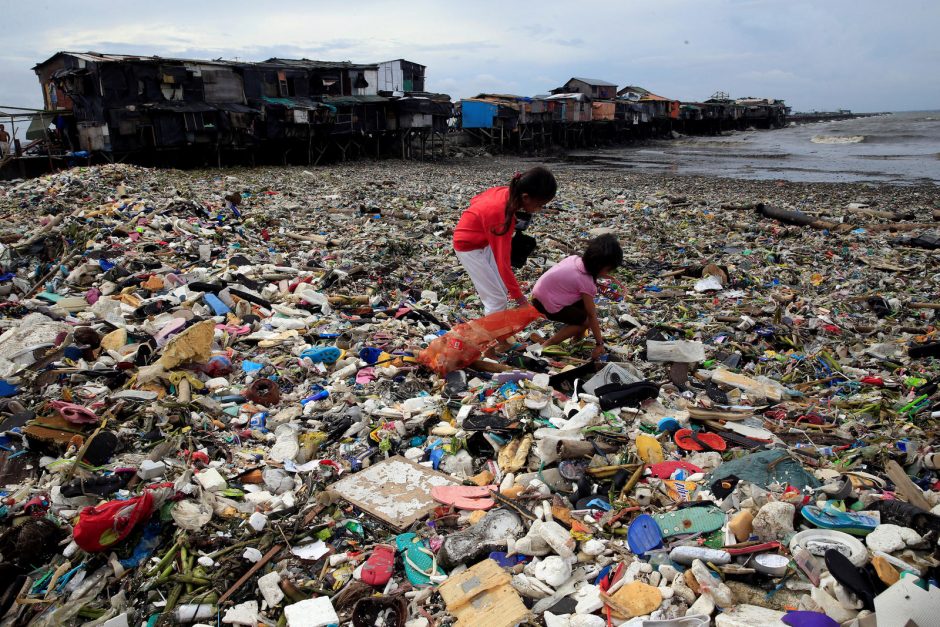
[222,600,258,625]
[714,604,785,627]
[284,596,339,627]
[247,512,267,532]
[257,571,284,607]
[137,460,166,480]
[873,575,940,627]
[195,468,227,492]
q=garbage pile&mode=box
[0,160,939,627]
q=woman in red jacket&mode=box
[452,167,557,314]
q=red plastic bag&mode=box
[418,305,543,376]
[73,491,155,552]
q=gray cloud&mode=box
[0,0,936,112]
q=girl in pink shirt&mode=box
[531,234,623,359]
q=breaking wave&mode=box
[810,134,866,144]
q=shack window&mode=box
[277,71,289,97]
[354,73,368,89]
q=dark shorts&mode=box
[533,298,588,326]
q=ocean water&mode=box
[565,111,940,185]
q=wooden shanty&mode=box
[28,51,453,166]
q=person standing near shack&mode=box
[0,125,10,158]
[452,166,557,315]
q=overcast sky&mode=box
[1,0,937,112]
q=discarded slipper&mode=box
[674,428,726,452]
[824,548,877,611]
[648,461,703,479]
[627,514,664,556]
[430,485,497,510]
[360,544,395,587]
[394,533,444,587]
[653,506,726,537]
[636,433,665,463]
[299,346,342,364]
[49,400,98,425]
[597,381,660,410]
[781,611,839,627]
[801,504,878,536]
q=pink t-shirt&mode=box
[532,255,597,313]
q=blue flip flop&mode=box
[628,514,664,556]
[801,504,878,536]
[299,346,342,364]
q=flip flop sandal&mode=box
[648,460,704,479]
[394,533,444,587]
[360,544,395,587]
[430,485,497,510]
[299,346,342,364]
[824,548,877,610]
[781,611,840,627]
[49,401,99,425]
[800,505,878,536]
[627,514,664,556]
[597,381,661,410]
[674,429,726,452]
[636,433,665,463]
[653,506,726,537]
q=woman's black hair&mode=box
[493,166,557,236]
[582,233,623,279]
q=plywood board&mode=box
[439,559,529,627]
[328,456,457,531]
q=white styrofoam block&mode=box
[222,601,259,625]
[247,512,267,532]
[137,460,166,480]
[195,468,227,492]
[257,571,285,607]
[284,597,339,627]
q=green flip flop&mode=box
[653,506,727,537]
[395,532,445,587]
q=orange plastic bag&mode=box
[418,305,543,376]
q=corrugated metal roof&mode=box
[321,95,389,105]
[265,58,378,70]
[544,92,588,101]
[259,96,321,109]
[569,77,617,87]
[34,51,241,70]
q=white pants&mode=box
[455,246,508,315]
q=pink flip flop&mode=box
[431,485,498,510]
[360,544,395,587]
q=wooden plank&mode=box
[885,460,932,511]
[328,456,458,531]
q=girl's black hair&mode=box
[493,166,557,236]
[582,233,623,279]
